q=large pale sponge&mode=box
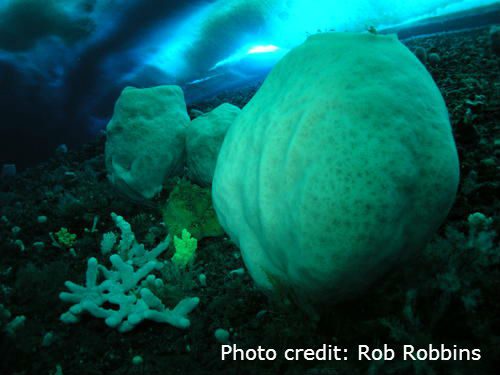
[105,86,189,200]
[212,32,460,306]
[186,103,241,186]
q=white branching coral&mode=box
[59,213,199,332]
[100,231,116,255]
[111,213,170,266]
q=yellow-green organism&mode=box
[55,227,77,248]
[161,178,224,240]
[172,229,197,269]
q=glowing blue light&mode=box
[247,45,280,54]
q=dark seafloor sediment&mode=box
[0,27,498,375]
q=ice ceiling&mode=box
[0,0,497,167]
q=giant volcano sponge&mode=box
[212,32,459,306]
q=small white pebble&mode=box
[229,268,245,276]
[56,144,68,154]
[132,355,143,366]
[37,216,48,224]
[6,315,26,337]
[198,273,207,287]
[42,331,56,347]
[256,310,267,319]
[33,242,45,251]
[214,328,230,344]
[480,158,495,167]
[14,239,25,252]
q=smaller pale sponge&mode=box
[105,85,189,200]
[213,32,460,307]
[186,103,241,186]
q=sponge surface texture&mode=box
[105,85,189,200]
[212,32,460,304]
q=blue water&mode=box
[0,0,498,168]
